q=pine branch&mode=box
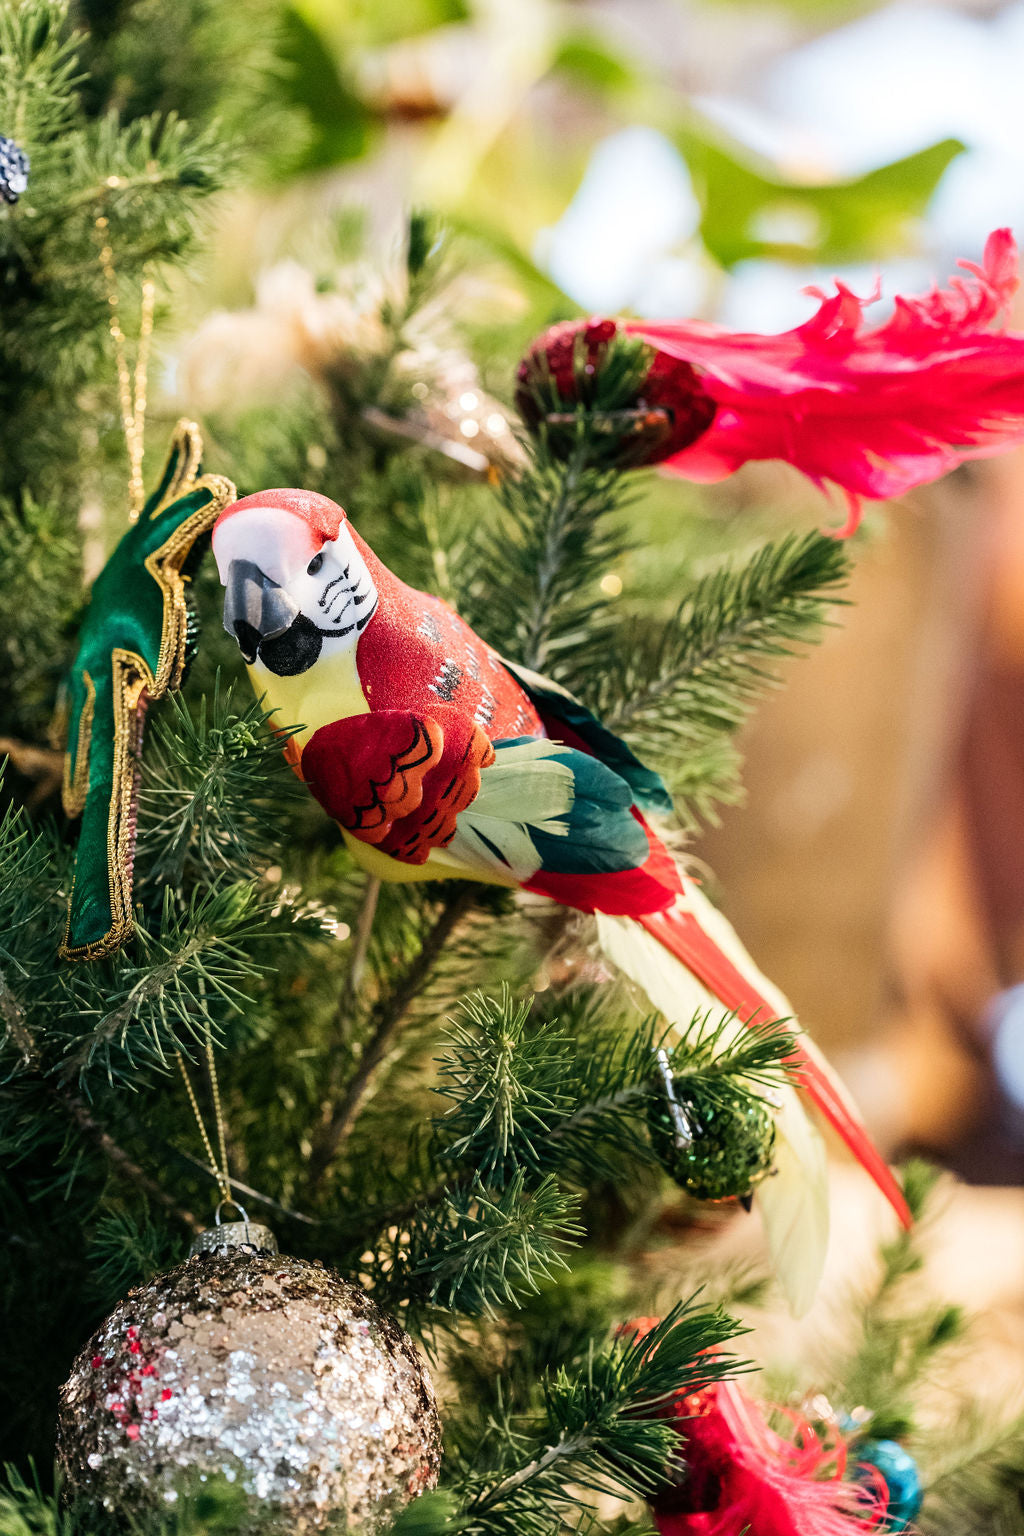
[432,990,795,1198]
[667,1009,797,1091]
[0,1464,280,1536]
[0,493,81,738]
[0,791,205,1219]
[0,0,80,150]
[48,111,225,271]
[0,974,199,1231]
[582,531,850,823]
[511,447,626,675]
[358,994,795,1330]
[919,1409,1024,1536]
[0,785,64,986]
[434,989,660,1188]
[305,884,479,1192]
[458,430,629,674]
[56,882,283,1084]
[136,683,302,891]
[452,1304,746,1536]
[435,989,575,1183]
[0,1465,66,1536]
[56,1091,200,1232]
[404,1170,583,1317]
[826,1162,964,1440]
[0,1,230,503]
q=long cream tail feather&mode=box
[595,906,829,1317]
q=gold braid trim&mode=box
[62,670,95,818]
[144,473,237,695]
[151,419,205,517]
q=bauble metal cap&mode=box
[188,1201,278,1258]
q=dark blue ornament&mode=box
[0,135,29,204]
[855,1438,923,1531]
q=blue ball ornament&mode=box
[855,1438,923,1531]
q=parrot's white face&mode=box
[213,505,378,677]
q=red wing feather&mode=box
[300,708,494,861]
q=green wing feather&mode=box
[500,658,673,815]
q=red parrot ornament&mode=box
[212,488,910,1313]
[517,228,1024,534]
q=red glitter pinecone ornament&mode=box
[515,316,717,467]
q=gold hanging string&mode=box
[205,1026,231,1204]
[94,215,155,520]
[175,1035,232,1207]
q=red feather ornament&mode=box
[519,229,1024,534]
[619,1319,887,1536]
[653,1383,887,1536]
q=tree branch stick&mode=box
[0,736,63,779]
[0,974,199,1232]
[168,1145,318,1226]
[521,452,585,674]
[0,968,39,1067]
[56,1091,201,1232]
[471,1438,584,1512]
[306,886,476,1192]
[339,875,381,1032]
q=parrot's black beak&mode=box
[222,558,325,676]
[222,559,300,664]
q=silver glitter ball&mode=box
[57,1244,441,1531]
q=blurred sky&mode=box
[539,0,1024,328]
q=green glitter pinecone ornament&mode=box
[648,1064,777,1203]
[57,1217,441,1531]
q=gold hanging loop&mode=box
[175,1038,233,1207]
[94,215,155,519]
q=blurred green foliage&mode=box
[678,129,965,268]
[275,5,376,174]
[163,0,965,286]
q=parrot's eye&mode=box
[307,553,324,576]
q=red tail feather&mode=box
[639,905,912,1229]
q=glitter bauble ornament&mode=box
[854,1439,923,1531]
[0,134,29,204]
[57,1218,441,1531]
[648,1072,776,1203]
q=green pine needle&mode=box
[582,529,851,823]
[137,681,302,891]
[452,1301,746,1536]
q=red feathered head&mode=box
[214,487,348,547]
[211,489,396,676]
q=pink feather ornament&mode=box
[519,229,1024,534]
[652,1381,888,1536]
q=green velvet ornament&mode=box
[649,1074,776,1203]
[60,422,235,960]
